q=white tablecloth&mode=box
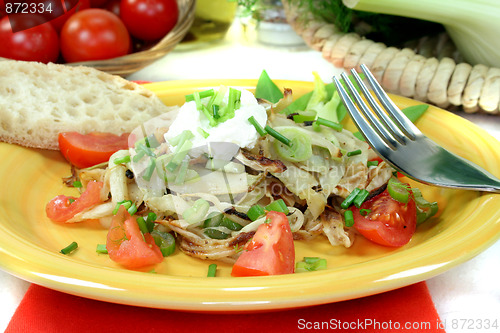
[1,22,499,333]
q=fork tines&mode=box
[332,64,422,151]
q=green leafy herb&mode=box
[255,69,284,103]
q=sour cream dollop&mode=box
[164,88,267,157]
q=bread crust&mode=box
[0,61,172,150]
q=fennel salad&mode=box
[46,71,439,276]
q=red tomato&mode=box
[89,0,109,7]
[60,8,130,62]
[0,14,59,63]
[104,0,121,16]
[46,181,104,222]
[120,0,178,41]
[231,211,295,277]
[58,132,129,169]
[50,0,90,32]
[351,189,417,247]
[106,206,163,269]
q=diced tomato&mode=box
[231,211,295,277]
[46,181,104,222]
[58,132,129,169]
[106,206,163,269]
[351,189,417,247]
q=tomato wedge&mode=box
[46,181,104,222]
[106,206,163,269]
[58,132,129,169]
[231,211,295,277]
[351,189,417,247]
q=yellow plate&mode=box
[0,79,499,311]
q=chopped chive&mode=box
[206,86,226,111]
[347,149,362,157]
[359,209,372,216]
[132,149,146,162]
[168,130,194,147]
[166,139,193,172]
[68,198,76,204]
[247,204,265,221]
[353,189,369,208]
[292,110,317,123]
[185,89,215,102]
[265,125,291,146]
[136,216,149,234]
[248,116,267,136]
[367,160,379,167]
[207,263,217,277]
[60,241,78,255]
[114,155,131,165]
[136,143,156,158]
[142,157,157,181]
[315,117,343,131]
[72,181,82,188]
[96,244,108,254]
[197,127,210,138]
[344,210,354,227]
[265,199,289,214]
[174,159,189,184]
[113,200,132,214]
[340,188,361,209]
[127,202,137,216]
[212,104,220,119]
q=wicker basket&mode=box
[283,1,500,114]
[0,0,195,77]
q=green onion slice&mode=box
[295,257,327,273]
[60,241,78,255]
[203,212,224,228]
[412,188,439,224]
[344,210,354,227]
[207,263,217,277]
[273,127,312,162]
[221,217,243,231]
[151,230,176,257]
[96,244,108,254]
[114,155,131,165]
[340,188,361,209]
[353,189,369,208]
[387,177,411,203]
[247,204,265,221]
[183,199,210,224]
[265,199,289,215]
[204,228,230,239]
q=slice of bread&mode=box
[0,60,173,150]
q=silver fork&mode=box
[333,64,500,192]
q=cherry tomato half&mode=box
[351,189,417,247]
[60,8,130,62]
[0,14,59,63]
[231,211,295,276]
[58,132,129,169]
[120,0,179,41]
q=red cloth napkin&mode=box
[6,282,445,333]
